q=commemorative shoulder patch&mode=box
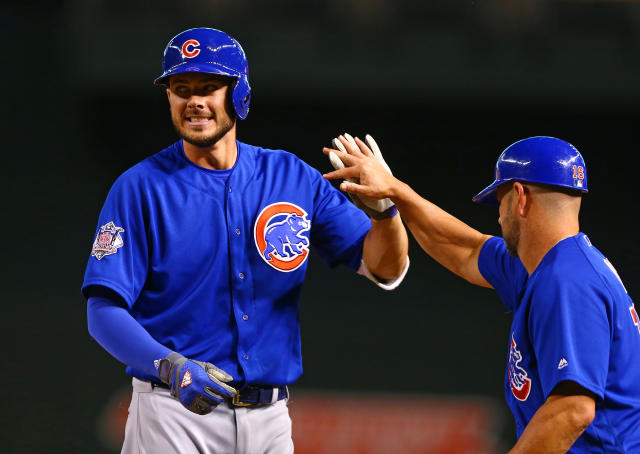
[91,221,125,260]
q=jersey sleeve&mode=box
[81,172,150,308]
[529,274,609,400]
[309,170,371,270]
[478,236,528,311]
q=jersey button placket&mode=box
[226,174,255,378]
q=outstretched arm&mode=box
[389,180,491,287]
[323,136,491,288]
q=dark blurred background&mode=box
[3,0,640,452]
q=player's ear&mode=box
[166,88,171,101]
[513,182,530,216]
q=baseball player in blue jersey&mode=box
[82,28,409,453]
[324,135,640,453]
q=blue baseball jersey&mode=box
[479,234,640,452]
[82,140,371,387]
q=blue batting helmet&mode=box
[473,136,588,205]
[154,28,251,120]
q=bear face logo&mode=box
[254,202,311,272]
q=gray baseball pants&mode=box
[121,377,294,454]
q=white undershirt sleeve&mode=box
[357,256,410,291]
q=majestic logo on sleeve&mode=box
[508,335,532,401]
[91,221,125,260]
[254,203,311,272]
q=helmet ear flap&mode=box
[232,75,251,120]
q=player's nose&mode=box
[187,96,207,109]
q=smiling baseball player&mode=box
[82,27,409,453]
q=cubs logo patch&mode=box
[91,221,125,260]
[254,202,311,272]
[181,39,200,58]
[508,335,532,401]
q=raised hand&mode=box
[323,134,399,212]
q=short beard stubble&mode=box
[173,113,235,148]
[501,209,520,258]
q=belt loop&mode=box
[258,387,267,403]
[270,387,279,404]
